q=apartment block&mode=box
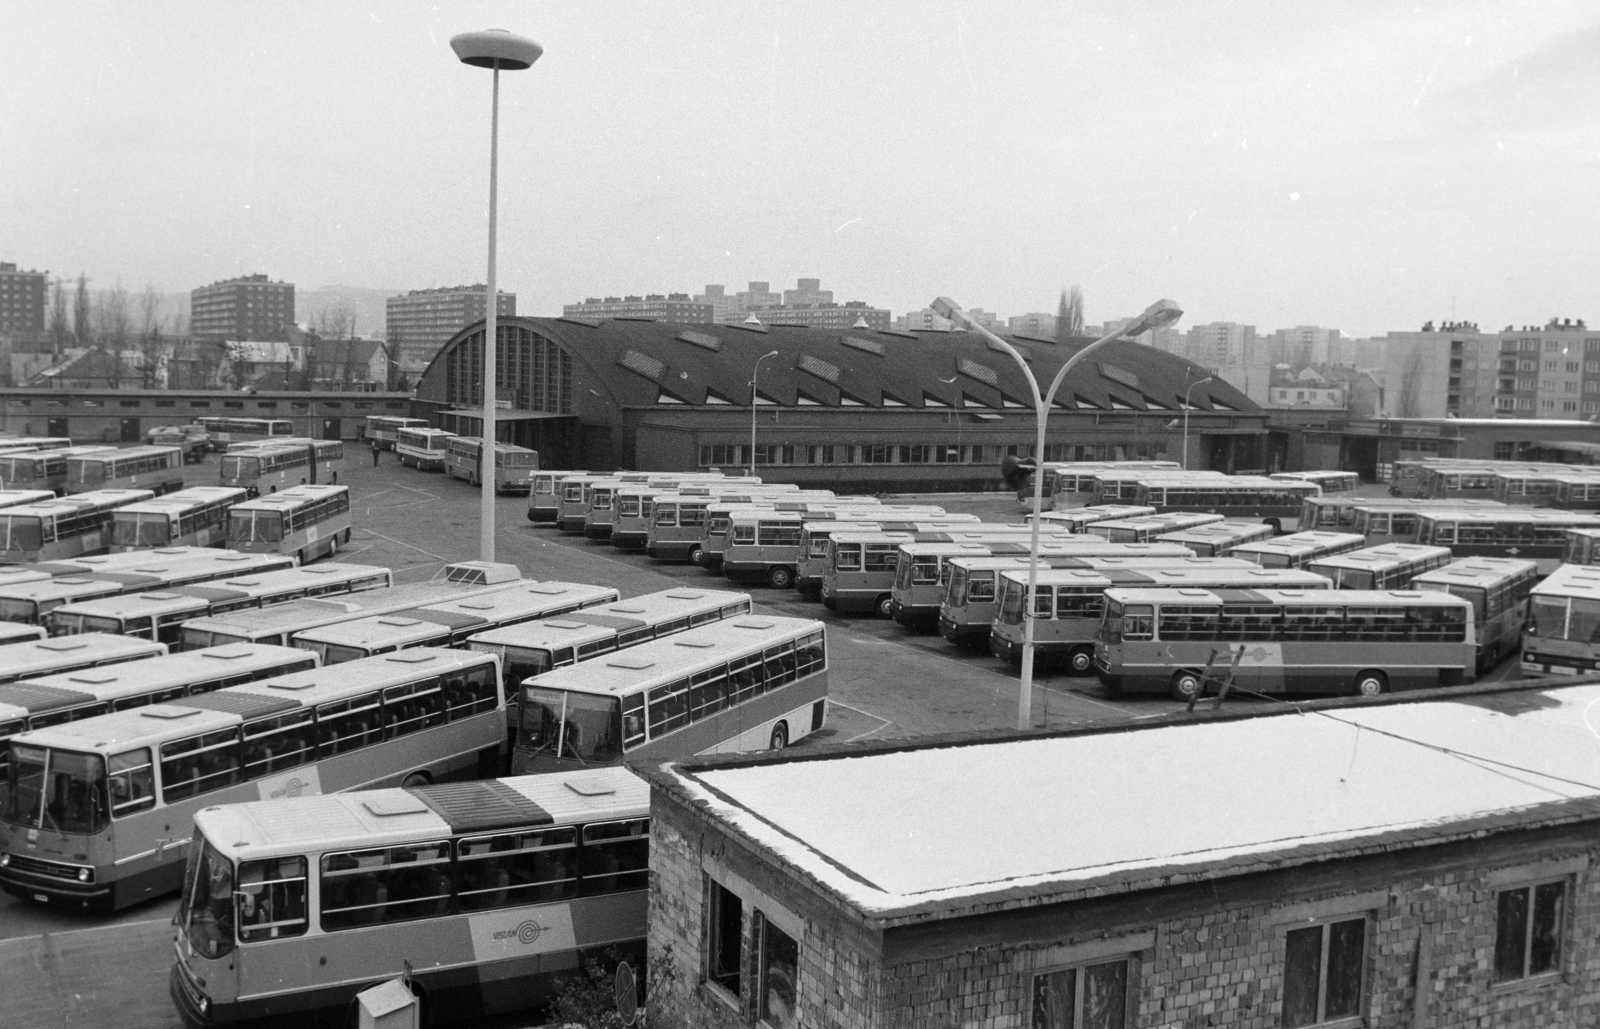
[562,293,714,323]
[190,273,295,342]
[386,285,516,370]
[0,262,47,339]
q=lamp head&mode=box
[1127,299,1183,336]
[929,297,966,324]
[450,29,543,70]
[764,350,779,359]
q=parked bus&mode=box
[1350,500,1510,547]
[0,632,167,688]
[0,437,75,455]
[1093,470,1228,505]
[1553,474,1600,511]
[0,551,298,625]
[993,564,1331,673]
[1305,543,1454,590]
[1490,468,1600,508]
[289,582,620,665]
[0,488,156,562]
[1411,557,1538,673]
[1271,470,1360,493]
[227,484,351,563]
[178,561,525,650]
[641,487,808,563]
[221,439,344,496]
[363,414,429,450]
[64,445,185,496]
[1414,509,1600,574]
[468,588,753,690]
[794,517,985,597]
[0,647,505,912]
[610,481,790,550]
[1044,461,1182,509]
[1154,519,1276,557]
[147,426,204,463]
[514,615,827,774]
[170,767,649,1027]
[1418,464,1513,503]
[934,551,1231,648]
[1083,512,1225,542]
[0,446,115,495]
[1128,475,1322,532]
[1026,504,1156,532]
[110,486,245,551]
[1093,587,1477,699]
[1564,527,1600,566]
[195,417,296,448]
[1519,563,1600,678]
[526,470,593,523]
[1298,495,1505,533]
[713,501,951,579]
[48,564,395,644]
[395,427,458,471]
[444,436,540,494]
[1228,530,1366,569]
[0,645,319,775]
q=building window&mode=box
[700,444,745,467]
[1283,918,1364,1026]
[1544,340,1560,351]
[706,880,743,997]
[1032,957,1131,1029]
[1495,880,1565,982]
[1564,401,1579,412]
[757,914,798,1029]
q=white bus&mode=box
[64,445,185,496]
[47,564,395,644]
[1044,461,1182,509]
[1228,531,1367,569]
[0,550,297,625]
[1414,508,1600,574]
[1411,558,1538,673]
[395,427,457,471]
[444,436,540,494]
[170,767,649,1027]
[1154,519,1277,557]
[0,446,116,495]
[794,517,985,597]
[1518,563,1600,678]
[0,489,156,562]
[220,439,344,497]
[0,647,505,912]
[195,417,296,447]
[526,470,592,523]
[1083,512,1225,542]
[1305,543,1455,590]
[1025,504,1156,532]
[227,484,351,563]
[1271,470,1360,493]
[0,632,167,688]
[514,615,828,773]
[110,486,246,551]
[823,528,1084,616]
[363,415,428,450]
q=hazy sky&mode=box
[4,2,1596,337]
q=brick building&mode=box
[645,678,1600,1028]
[190,273,295,342]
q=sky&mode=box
[3,1,1597,338]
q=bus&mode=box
[0,551,298,626]
[0,645,320,776]
[0,446,115,495]
[1093,587,1477,700]
[609,482,787,550]
[794,517,985,597]
[1350,500,1511,547]
[395,427,458,471]
[110,486,246,551]
[1044,461,1182,509]
[640,487,807,563]
[0,437,75,456]
[289,582,620,665]
[467,588,753,689]
[1553,474,1600,511]
[712,500,947,578]
[1305,543,1453,589]
[934,551,1234,648]
[1026,505,1156,532]
[0,633,167,688]
[1565,527,1600,566]
[1489,468,1600,508]
[178,561,525,650]
[64,445,185,496]
[1083,512,1225,542]
[526,470,592,523]
[0,488,156,562]
[363,415,429,450]
[195,417,296,448]
[1418,464,1511,503]
[1411,558,1538,673]
[1414,509,1600,574]
[992,564,1331,673]
[1298,495,1508,534]
[444,437,540,495]
[170,767,649,1028]
[1270,470,1360,493]
[1128,475,1322,532]
[227,484,352,563]
[1154,520,1276,557]
[1092,470,1228,505]
[1228,531,1366,569]
[47,564,395,644]
[514,615,827,774]
[221,439,344,497]
[0,647,505,912]
[1520,563,1600,678]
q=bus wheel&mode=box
[328,536,338,557]
[401,771,432,789]
[1068,646,1095,676]
[686,544,703,566]
[768,565,795,589]
[1169,670,1204,702]
[768,722,788,750]
[874,594,894,619]
[1353,670,1388,697]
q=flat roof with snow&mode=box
[656,680,1600,924]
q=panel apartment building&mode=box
[386,285,516,371]
[1380,318,1599,420]
[0,262,47,351]
[190,274,294,342]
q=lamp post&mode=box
[749,350,778,475]
[1182,376,1214,471]
[930,296,1183,729]
[450,28,543,564]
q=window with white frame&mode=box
[1494,879,1565,982]
[1031,955,1132,1029]
[1283,917,1364,1026]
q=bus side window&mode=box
[578,819,649,896]
[108,748,155,817]
[727,653,764,705]
[384,678,443,739]
[763,641,796,687]
[688,669,726,722]
[442,665,497,720]
[160,728,240,803]
[244,711,314,779]
[647,679,689,737]
[316,694,381,755]
[237,856,308,942]
[457,827,577,912]
[621,695,646,749]
[794,631,826,676]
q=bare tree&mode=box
[95,284,132,387]
[1396,346,1427,418]
[316,303,356,341]
[72,274,92,349]
[1055,284,1085,343]
[47,279,70,357]
[138,284,167,388]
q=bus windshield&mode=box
[229,512,283,544]
[1529,596,1600,642]
[181,838,237,960]
[220,456,256,479]
[0,516,43,553]
[520,687,622,763]
[503,647,555,685]
[3,744,107,835]
[113,513,172,548]
[77,462,107,485]
[946,566,971,607]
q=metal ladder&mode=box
[1187,644,1245,713]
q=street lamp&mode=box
[1182,376,1215,471]
[930,296,1183,729]
[450,28,543,564]
[750,350,779,475]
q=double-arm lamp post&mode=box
[450,28,543,563]
[1182,376,1215,471]
[750,350,779,476]
[930,296,1184,730]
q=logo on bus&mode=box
[269,777,309,799]
[492,919,546,945]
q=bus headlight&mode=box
[77,866,93,883]
[0,852,9,867]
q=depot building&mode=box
[412,316,1267,489]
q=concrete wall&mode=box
[0,388,413,442]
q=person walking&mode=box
[371,439,381,467]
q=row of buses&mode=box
[1388,455,1600,510]
[371,417,540,494]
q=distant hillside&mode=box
[297,285,402,339]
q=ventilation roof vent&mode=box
[841,335,885,357]
[957,358,1000,387]
[677,329,722,352]
[559,315,602,328]
[618,350,665,381]
[798,355,841,384]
